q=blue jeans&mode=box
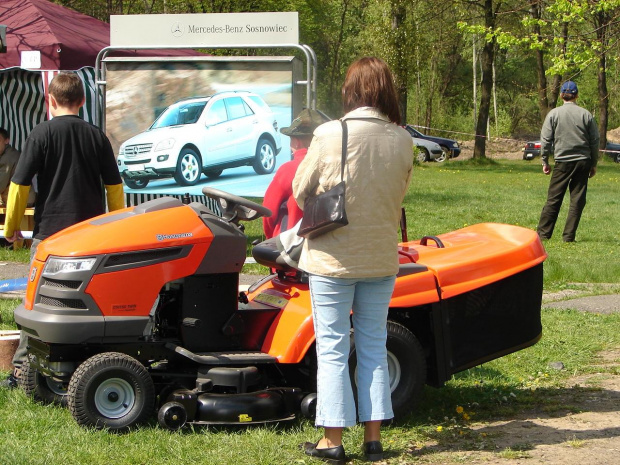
[309,274,396,427]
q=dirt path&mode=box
[403,352,620,465]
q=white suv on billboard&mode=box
[117,91,282,189]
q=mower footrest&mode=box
[166,343,277,365]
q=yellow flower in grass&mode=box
[463,413,471,421]
[436,426,443,432]
[456,406,464,414]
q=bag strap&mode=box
[340,119,348,182]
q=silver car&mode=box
[412,137,444,163]
[117,91,282,189]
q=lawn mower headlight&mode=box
[44,257,97,275]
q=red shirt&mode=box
[262,148,307,238]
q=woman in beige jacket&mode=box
[294,57,413,464]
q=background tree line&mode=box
[54,0,620,157]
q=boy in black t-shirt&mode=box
[1,72,125,389]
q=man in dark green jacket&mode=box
[537,80,599,242]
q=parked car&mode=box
[523,140,620,163]
[117,91,282,189]
[602,142,620,163]
[522,141,541,160]
[413,137,445,163]
[405,125,461,161]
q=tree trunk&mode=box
[472,37,477,129]
[531,1,549,122]
[595,11,609,150]
[391,1,407,124]
[327,0,350,115]
[549,22,569,110]
[598,56,608,148]
[424,55,437,130]
[473,0,495,159]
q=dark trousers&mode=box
[537,159,591,242]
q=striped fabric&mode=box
[0,68,47,151]
[1,67,98,151]
[75,67,97,124]
[125,192,222,216]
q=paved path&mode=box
[543,294,620,314]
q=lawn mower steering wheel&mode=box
[202,187,272,223]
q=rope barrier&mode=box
[409,124,525,142]
[409,124,620,154]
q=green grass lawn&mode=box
[1,157,619,464]
[0,245,30,264]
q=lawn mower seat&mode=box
[252,237,296,272]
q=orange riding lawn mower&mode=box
[14,187,547,431]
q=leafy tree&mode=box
[519,0,620,146]
[523,0,564,121]
[50,0,620,141]
[457,0,518,158]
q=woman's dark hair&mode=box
[49,72,84,107]
[341,57,401,124]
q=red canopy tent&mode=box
[0,0,110,71]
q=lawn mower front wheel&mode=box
[67,352,155,431]
[19,355,68,406]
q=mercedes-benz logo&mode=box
[171,22,183,37]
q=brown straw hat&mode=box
[280,109,329,137]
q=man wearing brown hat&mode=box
[263,109,328,238]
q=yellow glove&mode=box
[105,183,125,212]
[3,182,30,239]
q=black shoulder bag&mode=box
[297,120,349,239]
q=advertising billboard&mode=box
[104,56,304,198]
[110,12,300,47]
